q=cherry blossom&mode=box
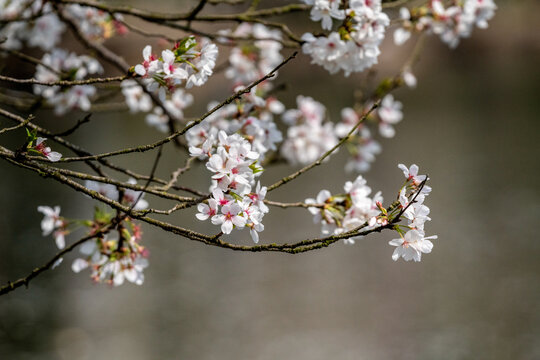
[305,0,346,30]
[72,233,149,286]
[281,96,338,165]
[302,0,389,75]
[220,23,283,89]
[32,137,62,162]
[33,49,103,115]
[389,229,437,262]
[306,175,382,243]
[393,0,497,48]
[133,37,218,93]
[37,205,67,249]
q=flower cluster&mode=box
[132,37,218,93]
[0,0,65,51]
[72,221,149,287]
[302,0,390,75]
[0,1,127,51]
[187,86,284,161]
[37,201,149,286]
[306,175,383,244]
[394,0,497,48]
[127,37,217,131]
[193,130,268,243]
[389,164,437,262]
[219,23,283,90]
[281,95,338,165]
[33,49,103,115]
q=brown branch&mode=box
[0,74,126,86]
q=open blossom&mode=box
[187,85,283,161]
[211,203,246,234]
[186,41,218,88]
[302,0,389,75]
[305,0,346,30]
[389,164,437,261]
[37,205,67,249]
[397,163,432,194]
[389,229,437,262]
[196,199,218,220]
[32,137,62,162]
[134,45,159,77]
[306,175,382,244]
[194,130,269,243]
[133,37,218,93]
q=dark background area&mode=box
[0,1,539,359]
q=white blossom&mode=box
[33,137,62,162]
[302,0,389,75]
[389,229,437,262]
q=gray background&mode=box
[0,1,539,359]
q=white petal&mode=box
[71,258,89,273]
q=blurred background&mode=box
[0,0,539,359]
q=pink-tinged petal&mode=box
[410,164,419,177]
[47,151,62,162]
